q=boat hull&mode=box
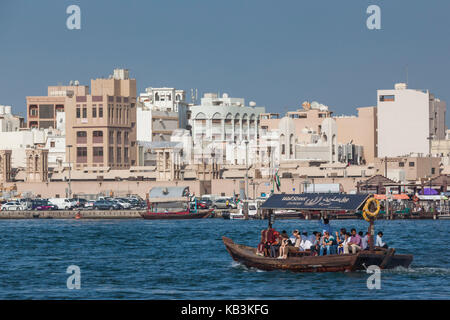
[222,237,413,273]
[141,210,211,220]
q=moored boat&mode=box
[141,186,211,220]
[141,210,212,220]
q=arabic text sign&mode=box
[261,194,369,211]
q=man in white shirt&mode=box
[300,232,313,250]
[376,231,388,248]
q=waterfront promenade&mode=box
[0,209,445,220]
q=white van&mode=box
[49,198,73,210]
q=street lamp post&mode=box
[245,140,249,200]
[67,144,73,198]
[428,134,435,192]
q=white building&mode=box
[0,129,47,167]
[0,105,22,132]
[137,87,188,142]
[189,93,265,165]
[377,83,446,158]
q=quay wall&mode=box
[4,177,362,199]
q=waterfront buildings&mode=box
[65,69,137,170]
[0,105,24,132]
[26,83,89,129]
[188,93,265,165]
[377,83,446,158]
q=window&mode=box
[50,141,55,148]
[99,105,103,118]
[93,131,103,143]
[109,147,114,162]
[76,147,87,163]
[92,105,97,118]
[431,168,436,174]
[409,162,415,167]
[380,95,395,102]
[82,105,87,118]
[77,131,87,144]
[109,131,114,144]
[124,147,129,163]
[399,162,405,167]
[117,131,122,144]
[117,147,121,163]
[93,147,103,163]
[76,107,80,118]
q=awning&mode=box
[261,193,369,211]
[374,194,410,200]
[417,195,446,201]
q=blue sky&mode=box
[0,0,449,122]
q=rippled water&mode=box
[0,218,448,299]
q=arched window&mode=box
[155,92,160,101]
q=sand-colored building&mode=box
[65,69,137,170]
[334,106,378,164]
[26,83,89,129]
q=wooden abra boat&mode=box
[223,193,414,272]
[223,237,412,272]
[141,186,212,220]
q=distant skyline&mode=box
[1,0,449,123]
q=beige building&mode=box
[26,84,89,129]
[25,148,48,182]
[0,150,12,182]
[65,69,137,170]
[374,156,441,183]
[334,106,378,164]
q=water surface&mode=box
[0,219,448,299]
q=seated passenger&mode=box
[344,229,362,254]
[319,231,337,256]
[278,237,290,259]
[376,231,388,249]
[257,229,267,256]
[362,232,369,250]
[269,232,281,258]
[310,232,322,256]
[300,232,313,250]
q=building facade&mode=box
[65,69,137,170]
[377,83,446,158]
[0,105,24,132]
[26,83,89,129]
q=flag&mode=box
[273,170,281,192]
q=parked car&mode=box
[213,198,234,209]
[198,199,213,209]
[115,199,131,209]
[84,200,95,210]
[93,200,120,210]
[1,201,26,211]
[35,200,57,211]
[73,198,88,208]
[49,198,74,210]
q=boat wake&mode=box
[383,266,450,276]
[230,261,265,272]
